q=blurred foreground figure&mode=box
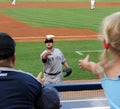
[79,12,120,109]
[0,32,60,109]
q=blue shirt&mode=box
[0,67,42,109]
[101,72,120,109]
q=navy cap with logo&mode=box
[0,32,16,60]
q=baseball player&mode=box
[40,35,72,84]
[90,0,95,9]
[12,0,16,6]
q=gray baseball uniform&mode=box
[40,48,66,84]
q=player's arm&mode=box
[41,50,51,63]
[63,61,69,68]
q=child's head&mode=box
[99,12,120,66]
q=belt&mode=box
[45,72,61,75]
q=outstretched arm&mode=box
[41,50,52,63]
[78,55,104,78]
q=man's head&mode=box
[0,32,16,60]
[44,35,54,43]
[44,35,55,49]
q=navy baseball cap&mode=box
[0,32,16,60]
[35,85,61,109]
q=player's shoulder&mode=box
[54,48,64,55]
[54,48,61,51]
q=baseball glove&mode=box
[63,67,72,77]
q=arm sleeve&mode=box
[40,50,47,63]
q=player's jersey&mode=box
[41,48,66,74]
[0,67,42,109]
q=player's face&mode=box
[45,42,53,49]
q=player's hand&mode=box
[47,50,52,55]
[42,50,52,59]
[45,50,52,57]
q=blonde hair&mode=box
[99,12,120,66]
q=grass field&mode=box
[1,8,120,31]
[0,0,120,80]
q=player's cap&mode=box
[0,32,16,60]
[44,35,55,43]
